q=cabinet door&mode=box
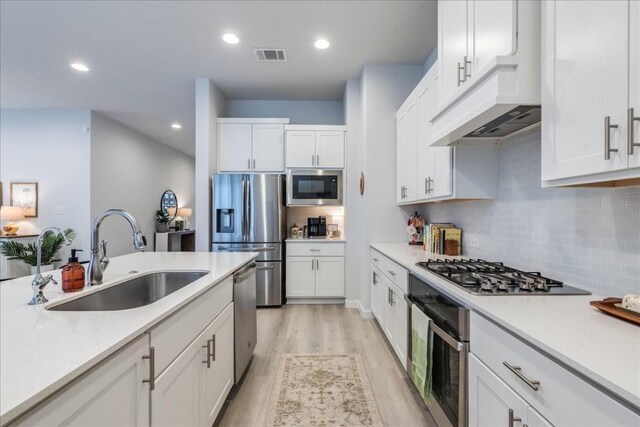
[202,303,235,427]
[252,124,284,172]
[542,1,629,180]
[152,328,206,427]
[468,353,529,427]
[397,109,409,203]
[630,0,640,169]
[469,0,516,76]
[370,267,383,325]
[13,336,150,427]
[219,123,252,172]
[286,130,316,168]
[404,102,418,201]
[316,131,345,168]
[431,147,453,198]
[438,0,469,106]
[390,283,408,369]
[416,78,435,200]
[285,256,316,297]
[316,256,345,297]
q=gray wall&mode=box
[91,112,195,257]
[226,100,344,125]
[422,128,640,296]
[0,109,92,256]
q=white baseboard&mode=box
[345,299,373,318]
[287,298,345,305]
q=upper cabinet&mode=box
[218,118,289,173]
[541,0,640,186]
[430,0,541,147]
[285,125,346,169]
[396,63,498,205]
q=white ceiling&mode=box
[0,1,437,156]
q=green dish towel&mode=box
[411,304,434,402]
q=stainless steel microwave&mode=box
[286,170,343,206]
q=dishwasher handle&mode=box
[234,263,257,282]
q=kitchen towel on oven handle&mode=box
[411,303,434,401]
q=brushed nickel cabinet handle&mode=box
[252,158,256,169]
[142,346,155,390]
[202,338,212,368]
[311,259,314,270]
[503,361,540,391]
[247,158,251,170]
[316,154,319,165]
[508,409,522,427]
[628,108,640,155]
[457,62,465,86]
[372,271,378,285]
[464,55,472,79]
[211,334,216,362]
[605,116,619,160]
[387,270,396,277]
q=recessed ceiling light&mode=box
[70,62,90,72]
[314,39,330,50]
[223,33,240,45]
[171,123,182,129]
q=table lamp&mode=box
[177,207,192,230]
[1,206,25,235]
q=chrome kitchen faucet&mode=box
[29,227,71,305]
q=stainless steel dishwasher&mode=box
[233,262,257,383]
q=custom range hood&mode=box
[429,1,541,146]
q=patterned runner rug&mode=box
[265,353,385,427]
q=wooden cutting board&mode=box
[590,297,640,326]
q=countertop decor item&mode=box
[407,212,425,245]
[590,298,640,326]
[0,228,75,267]
[176,207,192,229]
[155,209,171,232]
[265,354,384,427]
[1,206,25,235]
[10,182,38,217]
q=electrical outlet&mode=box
[469,237,480,249]
[57,206,66,215]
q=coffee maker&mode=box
[307,216,327,238]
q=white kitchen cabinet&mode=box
[469,354,547,427]
[153,303,234,427]
[369,250,408,371]
[438,0,516,107]
[285,125,346,169]
[218,119,288,173]
[286,242,345,300]
[397,63,497,205]
[252,124,285,172]
[396,97,418,203]
[12,336,150,427]
[471,311,639,427]
[218,123,252,172]
[542,0,640,186]
[202,303,234,427]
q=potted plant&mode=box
[0,228,76,273]
[156,210,171,232]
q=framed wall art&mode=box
[10,182,38,217]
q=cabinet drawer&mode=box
[471,312,638,427]
[370,249,408,293]
[150,276,233,375]
[287,242,345,257]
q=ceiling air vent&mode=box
[254,48,287,62]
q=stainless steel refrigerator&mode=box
[212,174,286,306]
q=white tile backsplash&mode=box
[422,129,640,295]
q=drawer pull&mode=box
[387,270,396,277]
[202,338,213,368]
[372,258,379,262]
[508,409,522,427]
[142,346,156,390]
[503,361,540,391]
[309,249,321,252]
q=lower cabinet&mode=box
[11,335,151,426]
[469,354,551,427]
[286,242,346,300]
[369,251,409,371]
[152,303,234,427]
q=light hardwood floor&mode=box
[217,304,435,427]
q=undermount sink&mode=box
[48,271,208,311]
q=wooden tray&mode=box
[590,298,640,326]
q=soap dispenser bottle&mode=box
[62,249,85,292]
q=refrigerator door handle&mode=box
[241,175,246,239]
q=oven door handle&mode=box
[429,320,465,352]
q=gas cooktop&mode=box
[416,259,591,296]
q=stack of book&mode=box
[423,223,462,256]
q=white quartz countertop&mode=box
[285,238,346,243]
[0,251,257,424]
[370,243,640,410]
